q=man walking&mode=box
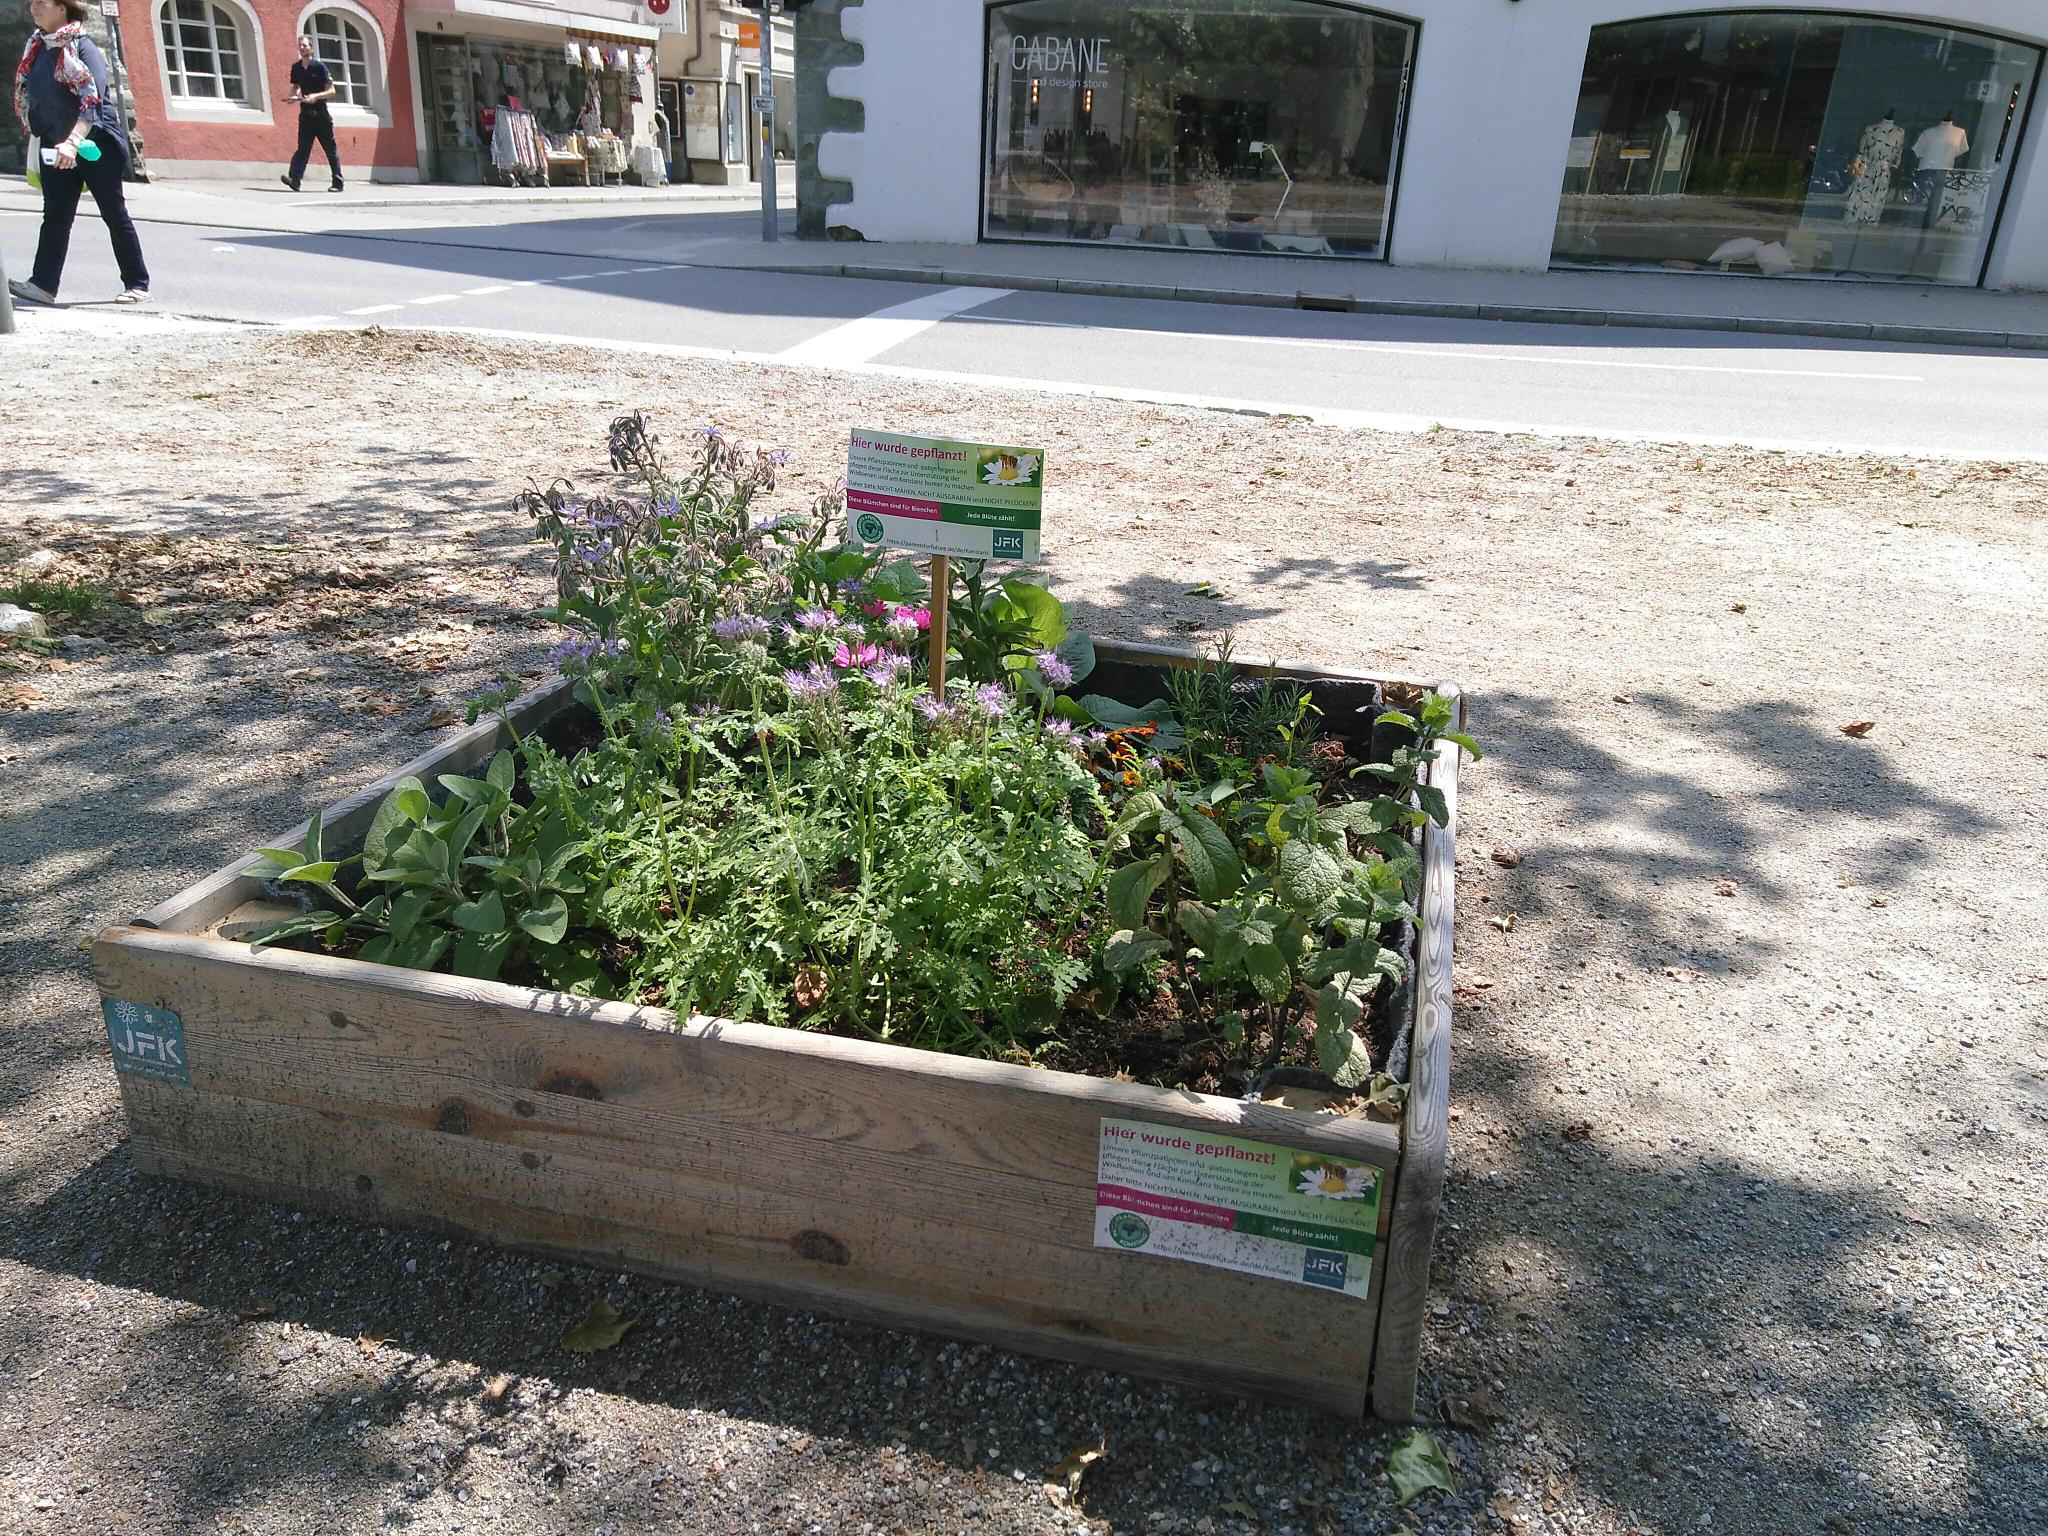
[280,36,342,192]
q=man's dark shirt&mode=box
[290,57,334,118]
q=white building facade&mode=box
[813,1,2048,289]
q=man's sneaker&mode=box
[115,287,148,304]
[328,181,344,192]
[7,278,55,305]
[279,174,300,191]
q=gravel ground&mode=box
[2,315,2044,1536]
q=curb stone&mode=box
[701,257,2046,350]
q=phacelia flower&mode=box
[970,682,1009,719]
[783,663,838,701]
[914,693,955,723]
[1034,650,1075,688]
[792,608,839,633]
[712,613,771,642]
[865,651,913,687]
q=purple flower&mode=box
[546,634,600,668]
[783,663,838,702]
[712,613,770,642]
[971,682,1009,719]
[865,651,913,687]
[1034,650,1075,688]
[1042,718,1075,741]
[792,608,839,633]
[914,693,955,723]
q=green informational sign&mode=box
[1094,1117,1383,1300]
[846,428,1044,562]
[102,997,190,1085]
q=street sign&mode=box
[847,429,1044,563]
[100,0,118,14]
[752,92,774,114]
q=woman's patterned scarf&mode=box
[14,23,99,136]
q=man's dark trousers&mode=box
[288,108,342,188]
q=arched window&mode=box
[157,0,249,101]
[305,10,371,109]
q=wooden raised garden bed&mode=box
[91,641,1463,1420]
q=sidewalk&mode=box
[716,237,2048,352]
[6,174,2046,349]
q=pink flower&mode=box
[891,605,932,632]
[861,598,889,618]
[831,641,881,669]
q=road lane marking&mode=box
[408,293,462,305]
[958,313,1923,382]
[344,303,402,315]
[265,320,2040,463]
[775,285,1014,367]
[462,284,512,295]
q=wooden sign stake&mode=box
[927,554,950,699]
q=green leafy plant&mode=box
[1099,689,1475,1087]
[244,749,586,982]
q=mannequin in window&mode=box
[1843,108,1902,224]
[1913,110,1968,229]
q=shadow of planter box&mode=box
[90,640,1464,1421]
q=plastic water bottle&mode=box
[41,140,102,164]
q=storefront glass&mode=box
[1553,13,2043,285]
[984,0,1415,256]
[419,35,635,183]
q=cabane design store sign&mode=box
[1005,33,1112,82]
[847,429,1044,562]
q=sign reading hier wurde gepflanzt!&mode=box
[846,429,1043,562]
[1094,1118,1382,1300]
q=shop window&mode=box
[156,0,251,102]
[984,0,1416,257]
[303,8,379,113]
[1553,13,2043,286]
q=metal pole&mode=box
[758,0,777,241]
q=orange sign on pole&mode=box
[737,19,761,55]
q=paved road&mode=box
[6,203,2045,459]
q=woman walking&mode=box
[9,0,149,305]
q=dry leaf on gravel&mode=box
[483,1372,514,1402]
[1489,847,1523,869]
[1043,1438,1107,1506]
[1840,720,1876,737]
[562,1298,634,1353]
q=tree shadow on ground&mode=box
[1464,686,1998,975]
[8,1142,1398,1533]
[1431,1022,2039,1533]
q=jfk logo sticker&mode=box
[102,998,190,1085]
